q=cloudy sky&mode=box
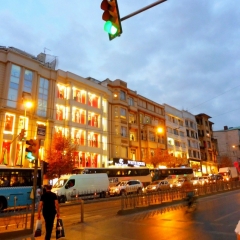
[1,0,239,131]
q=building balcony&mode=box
[129,121,138,129]
[128,105,138,112]
[129,140,139,147]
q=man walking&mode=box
[37,185,60,240]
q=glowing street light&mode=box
[20,92,33,166]
[157,127,163,134]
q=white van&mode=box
[52,174,109,203]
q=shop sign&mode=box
[113,158,146,167]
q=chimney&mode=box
[224,126,228,130]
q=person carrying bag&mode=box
[37,185,60,240]
[34,219,42,237]
[56,218,65,239]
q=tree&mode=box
[149,149,179,168]
[218,155,233,168]
[45,132,77,179]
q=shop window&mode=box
[1,142,11,165]
[88,93,99,108]
[56,106,65,120]
[4,114,15,133]
[88,112,99,127]
[85,153,98,167]
[57,85,66,99]
[88,133,99,147]
[73,109,86,124]
[73,89,86,104]
[73,129,85,145]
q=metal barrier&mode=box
[0,205,32,237]
[120,181,240,210]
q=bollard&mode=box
[25,205,29,229]
[121,195,124,210]
[80,199,84,223]
[14,196,17,212]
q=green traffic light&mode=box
[26,152,35,161]
[104,21,117,35]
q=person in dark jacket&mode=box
[37,185,60,240]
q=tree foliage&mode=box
[45,132,77,179]
[149,149,188,168]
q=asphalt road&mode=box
[59,190,240,240]
[1,190,240,239]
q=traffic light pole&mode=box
[30,139,40,232]
[20,107,27,166]
[120,0,167,22]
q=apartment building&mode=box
[164,105,201,173]
[100,79,167,167]
[213,126,240,165]
[195,113,218,174]
[164,104,188,160]
[0,47,110,168]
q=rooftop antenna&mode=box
[44,47,51,53]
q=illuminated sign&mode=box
[113,158,146,167]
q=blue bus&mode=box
[0,166,41,211]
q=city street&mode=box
[15,189,240,240]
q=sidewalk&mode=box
[14,200,184,240]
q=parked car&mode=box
[172,179,185,188]
[201,176,210,184]
[191,177,206,186]
[145,180,170,192]
[208,174,223,183]
[109,180,143,196]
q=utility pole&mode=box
[121,0,167,22]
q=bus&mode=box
[72,167,152,187]
[152,167,194,183]
[0,165,41,210]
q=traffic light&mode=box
[25,139,40,158]
[101,0,122,40]
[19,129,26,141]
[42,161,49,174]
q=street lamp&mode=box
[20,92,33,166]
[156,127,163,148]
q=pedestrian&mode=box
[37,185,60,240]
[35,186,42,210]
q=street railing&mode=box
[0,205,32,238]
[120,181,240,211]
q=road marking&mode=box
[214,209,240,221]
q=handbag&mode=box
[34,219,42,237]
[56,218,65,239]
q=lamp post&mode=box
[20,96,33,166]
[157,127,163,148]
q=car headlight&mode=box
[152,186,156,190]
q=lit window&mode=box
[120,108,126,118]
